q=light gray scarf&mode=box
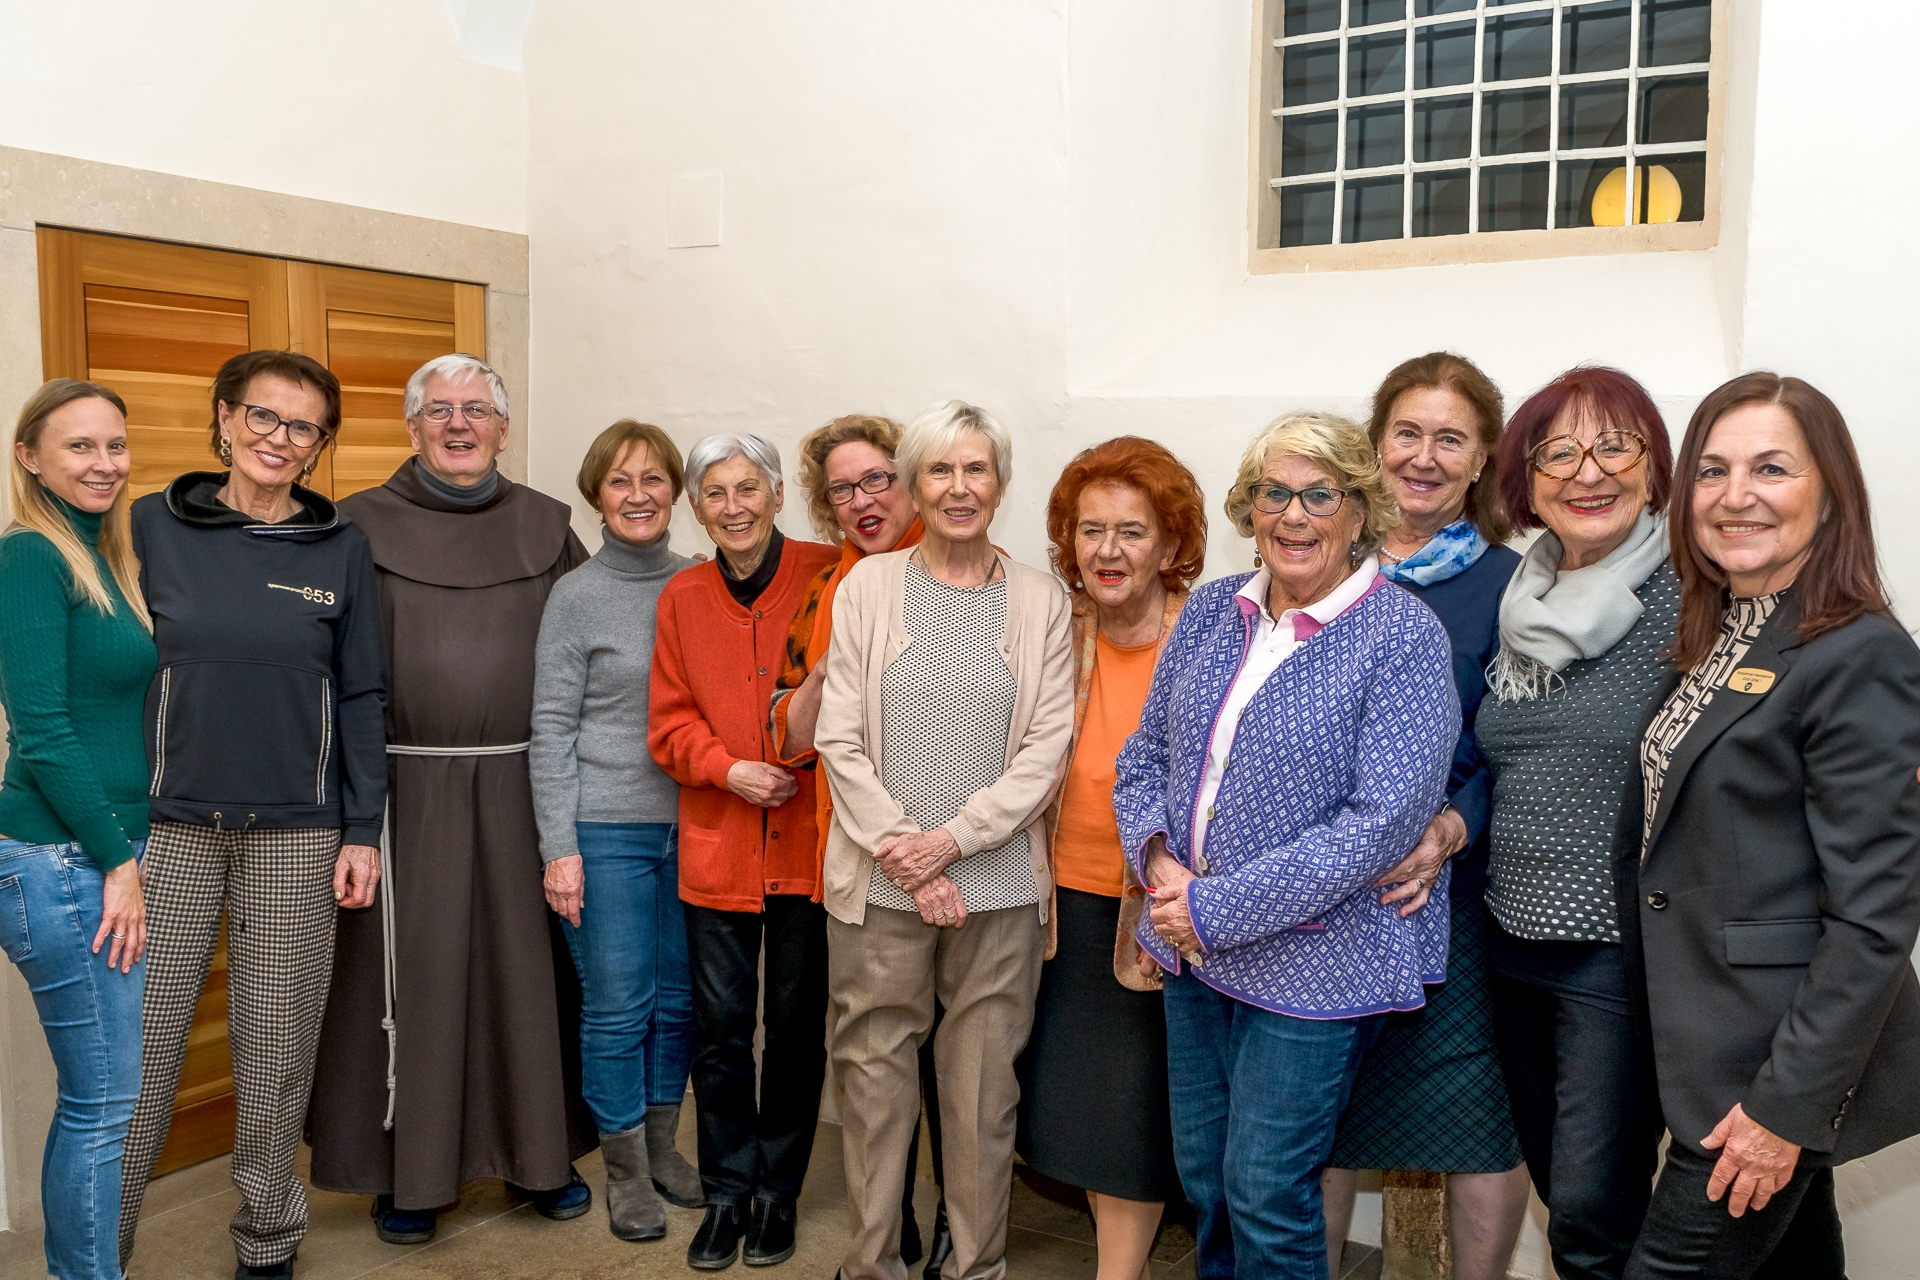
[1489,509,1670,701]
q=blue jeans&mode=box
[561,823,695,1133]
[0,839,144,1280]
[1163,971,1383,1280]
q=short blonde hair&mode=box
[896,399,1012,493]
[1223,411,1400,555]
[796,414,905,541]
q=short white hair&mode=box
[685,432,784,495]
[896,399,1012,491]
[405,354,510,419]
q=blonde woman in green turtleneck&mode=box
[0,379,154,1280]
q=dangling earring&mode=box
[218,435,234,466]
[1252,552,1263,568]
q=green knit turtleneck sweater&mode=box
[0,498,157,870]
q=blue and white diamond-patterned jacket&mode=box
[1114,571,1460,1018]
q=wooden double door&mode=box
[38,227,486,501]
[36,227,486,1173]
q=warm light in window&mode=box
[1590,163,1682,225]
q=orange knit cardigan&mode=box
[649,537,838,912]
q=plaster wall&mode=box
[0,0,527,234]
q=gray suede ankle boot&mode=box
[643,1105,706,1208]
[600,1126,668,1241]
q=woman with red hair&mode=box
[1476,366,1678,1280]
[1015,437,1206,1280]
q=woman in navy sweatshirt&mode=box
[115,351,386,1280]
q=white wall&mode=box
[0,0,527,234]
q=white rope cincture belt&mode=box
[377,741,531,1131]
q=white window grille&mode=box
[1263,0,1712,248]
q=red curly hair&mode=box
[1045,437,1208,594]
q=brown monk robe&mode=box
[306,457,596,1210]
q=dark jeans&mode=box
[1625,1142,1845,1280]
[684,896,829,1207]
[1163,971,1383,1280]
[1490,968,1664,1280]
[562,823,695,1133]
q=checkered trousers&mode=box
[118,821,342,1270]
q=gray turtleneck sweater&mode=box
[530,531,692,861]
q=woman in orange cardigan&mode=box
[649,432,837,1271]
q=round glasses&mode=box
[238,403,327,449]
[419,402,505,425]
[1529,430,1648,480]
[1248,483,1350,517]
[826,469,897,506]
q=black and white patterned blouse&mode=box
[1479,562,1681,943]
[871,559,1038,914]
[1639,592,1781,854]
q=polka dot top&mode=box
[871,559,1038,915]
[1478,561,1681,943]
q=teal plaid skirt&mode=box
[1328,886,1523,1174]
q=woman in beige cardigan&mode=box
[816,399,1075,1280]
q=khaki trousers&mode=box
[829,903,1044,1280]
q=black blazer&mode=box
[1615,595,1920,1163]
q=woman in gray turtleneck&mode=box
[530,420,702,1243]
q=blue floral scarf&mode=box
[1378,519,1489,587]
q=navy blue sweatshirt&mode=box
[132,473,387,844]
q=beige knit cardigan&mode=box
[814,548,1076,929]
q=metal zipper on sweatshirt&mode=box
[315,676,333,804]
[148,667,171,796]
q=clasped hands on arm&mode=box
[1141,834,1201,957]
[1374,805,1467,918]
[726,759,798,807]
[875,828,966,928]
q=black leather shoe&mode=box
[742,1198,797,1267]
[688,1202,749,1270]
[235,1255,295,1279]
[900,1203,924,1266]
[921,1201,951,1280]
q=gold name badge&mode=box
[1728,667,1776,694]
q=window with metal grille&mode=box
[1256,0,1716,256]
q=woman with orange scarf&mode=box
[766,414,943,1273]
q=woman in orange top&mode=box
[1015,438,1208,1280]
[767,414,951,1273]
[648,432,838,1269]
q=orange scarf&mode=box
[798,518,925,900]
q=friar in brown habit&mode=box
[306,354,596,1236]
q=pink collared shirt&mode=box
[1189,556,1382,863]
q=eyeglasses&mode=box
[238,404,328,448]
[826,469,897,506]
[1529,430,1648,481]
[1248,483,1351,517]
[418,401,505,425]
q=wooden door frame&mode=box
[0,143,528,1241]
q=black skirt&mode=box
[1015,886,1181,1202]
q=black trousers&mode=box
[684,896,829,1206]
[1625,1142,1845,1280]
[1490,971,1665,1280]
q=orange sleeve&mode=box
[647,583,739,791]
[770,565,834,766]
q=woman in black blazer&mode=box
[1620,372,1920,1278]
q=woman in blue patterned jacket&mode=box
[1115,411,1459,1280]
